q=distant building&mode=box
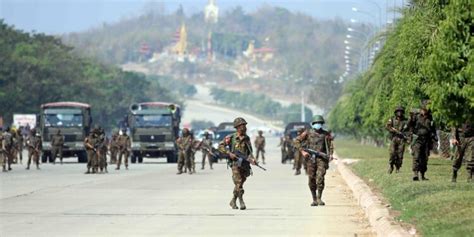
[205,0,219,24]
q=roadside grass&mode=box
[336,139,474,237]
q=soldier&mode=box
[408,107,436,181]
[451,120,474,183]
[295,115,334,206]
[2,127,14,171]
[97,127,108,173]
[200,131,214,170]
[385,106,409,174]
[294,128,305,175]
[0,127,6,172]
[219,117,257,210]
[84,128,100,174]
[176,128,193,175]
[109,132,119,165]
[51,129,64,164]
[116,128,131,170]
[278,135,287,163]
[254,130,266,165]
[13,128,24,164]
[26,129,42,170]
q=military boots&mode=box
[388,165,394,174]
[238,190,246,210]
[451,169,458,183]
[316,190,325,206]
[229,191,238,209]
[468,170,473,183]
[413,171,419,181]
[85,168,91,174]
[421,172,429,181]
[310,190,318,206]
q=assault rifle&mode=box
[201,147,220,161]
[232,150,267,171]
[302,148,332,162]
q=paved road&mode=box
[1,101,374,237]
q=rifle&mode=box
[302,148,332,162]
[232,150,267,171]
[201,147,220,160]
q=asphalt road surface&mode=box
[1,101,374,237]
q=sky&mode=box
[0,0,405,34]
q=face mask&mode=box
[312,123,322,130]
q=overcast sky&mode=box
[0,0,404,34]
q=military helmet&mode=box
[258,130,263,134]
[233,117,247,128]
[182,128,190,135]
[312,115,325,124]
[394,106,405,113]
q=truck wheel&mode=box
[166,152,177,163]
[131,155,137,163]
[77,151,88,163]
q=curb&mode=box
[335,156,413,237]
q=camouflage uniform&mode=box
[2,128,14,171]
[278,136,289,164]
[200,133,213,170]
[15,129,24,164]
[294,115,334,206]
[0,129,6,172]
[97,128,108,173]
[219,117,256,210]
[408,109,436,181]
[84,130,100,174]
[254,131,266,164]
[116,131,131,170]
[176,128,192,174]
[109,133,119,164]
[293,128,306,175]
[385,107,409,174]
[51,130,64,164]
[451,121,474,182]
[26,130,42,170]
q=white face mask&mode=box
[312,123,323,130]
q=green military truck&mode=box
[39,102,92,163]
[128,102,180,163]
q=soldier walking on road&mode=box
[14,129,24,164]
[294,128,305,175]
[51,129,64,164]
[408,107,437,181]
[219,117,257,210]
[116,128,131,170]
[2,127,14,171]
[451,120,474,183]
[385,106,409,174]
[97,127,108,173]
[176,128,193,175]
[254,130,266,165]
[109,132,119,165]
[84,128,99,174]
[0,127,6,172]
[26,129,42,170]
[295,115,334,207]
[200,132,213,170]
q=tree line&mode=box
[328,0,473,139]
[0,20,179,129]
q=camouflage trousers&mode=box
[27,149,40,167]
[201,152,212,169]
[117,150,129,168]
[86,149,98,169]
[51,146,63,163]
[17,144,23,162]
[307,158,328,192]
[389,137,405,169]
[0,152,6,170]
[294,150,302,172]
[412,138,430,173]
[110,148,118,164]
[177,151,192,172]
[255,148,265,162]
[439,131,451,159]
[453,137,474,172]
[98,150,107,170]
[232,166,249,194]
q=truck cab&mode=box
[128,102,180,163]
[39,102,92,163]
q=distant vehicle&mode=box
[209,122,236,162]
[128,102,181,163]
[39,102,92,163]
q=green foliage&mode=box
[210,87,313,124]
[329,1,474,139]
[336,139,474,237]
[147,75,197,98]
[0,20,178,128]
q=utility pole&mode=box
[301,91,305,122]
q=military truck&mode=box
[128,102,180,163]
[39,102,92,163]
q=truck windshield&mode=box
[133,114,172,127]
[45,113,83,127]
